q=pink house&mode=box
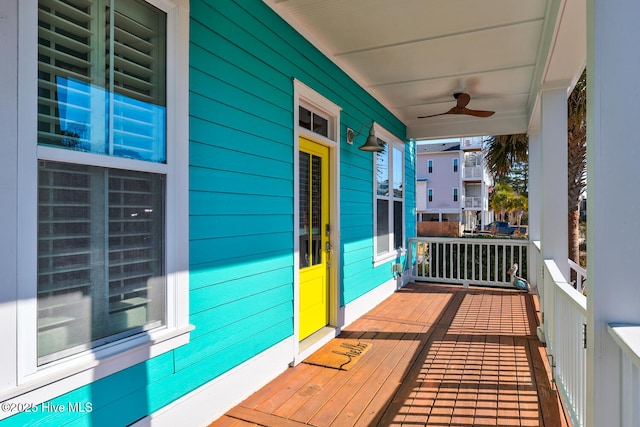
[416,137,493,234]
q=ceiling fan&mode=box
[418,92,495,119]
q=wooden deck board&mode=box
[209,283,570,427]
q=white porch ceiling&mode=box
[265,0,586,141]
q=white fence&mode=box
[409,237,528,288]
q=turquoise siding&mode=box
[4,1,414,425]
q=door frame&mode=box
[292,80,341,364]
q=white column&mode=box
[527,130,542,317]
[540,84,569,280]
[528,130,542,244]
[587,2,640,426]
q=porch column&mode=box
[540,84,569,280]
[587,2,640,426]
[527,130,542,279]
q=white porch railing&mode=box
[410,237,640,426]
[409,237,528,288]
[568,258,587,294]
[607,325,640,426]
[542,259,587,427]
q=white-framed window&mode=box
[453,188,459,202]
[428,188,433,202]
[453,158,459,172]
[5,0,190,412]
[373,123,405,262]
[428,159,433,173]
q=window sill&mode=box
[373,248,406,268]
[0,325,193,420]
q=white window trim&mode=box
[373,123,405,266]
[3,0,191,415]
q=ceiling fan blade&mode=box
[418,93,494,119]
[417,106,457,119]
[461,108,495,117]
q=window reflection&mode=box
[43,77,166,163]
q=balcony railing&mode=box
[463,196,482,209]
[462,165,482,179]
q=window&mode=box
[37,0,169,364]
[428,188,433,202]
[453,188,459,202]
[299,106,329,138]
[428,159,433,173]
[453,158,459,172]
[11,0,189,405]
[374,124,404,260]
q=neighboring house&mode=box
[416,138,494,234]
[1,1,414,426]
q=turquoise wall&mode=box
[3,1,413,425]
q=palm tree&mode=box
[509,194,528,232]
[484,134,529,181]
[483,70,587,265]
[490,183,513,221]
[567,70,587,265]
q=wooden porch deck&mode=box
[210,283,569,427]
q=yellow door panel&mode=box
[299,138,330,341]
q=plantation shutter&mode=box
[37,162,95,359]
[38,0,97,149]
[38,0,166,161]
[109,0,166,161]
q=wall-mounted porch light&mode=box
[346,122,384,152]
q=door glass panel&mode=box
[299,151,323,268]
[311,155,322,266]
[299,152,310,268]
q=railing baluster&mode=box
[472,243,476,281]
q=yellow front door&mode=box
[299,138,330,341]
